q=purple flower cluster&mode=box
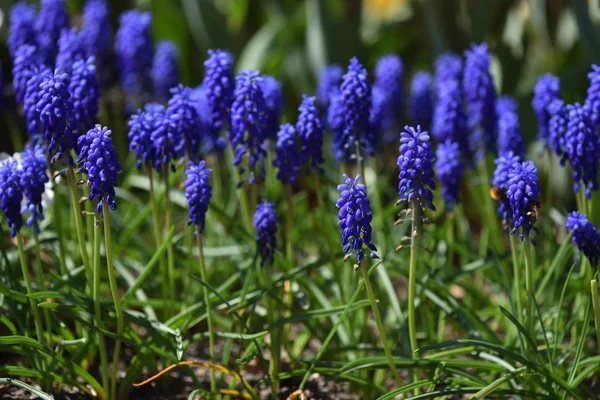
[260,76,284,140]
[56,28,90,72]
[532,73,560,141]
[492,152,521,223]
[374,54,403,122]
[317,65,343,110]
[565,104,600,198]
[8,1,37,57]
[0,159,24,237]
[82,0,113,65]
[435,140,464,210]
[35,0,69,65]
[254,201,278,266]
[202,49,235,149]
[336,174,378,264]
[152,41,180,102]
[328,92,345,161]
[23,68,48,138]
[185,160,212,233]
[585,65,600,130]
[77,125,122,213]
[230,70,267,185]
[434,52,462,91]
[506,161,540,239]
[273,123,301,185]
[547,99,567,159]
[12,45,45,105]
[20,143,49,232]
[296,95,325,171]
[463,43,497,155]
[409,72,433,129]
[340,58,372,158]
[397,125,436,211]
[69,57,101,132]
[566,212,600,266]
[167,85,203,160]
[496,95,525,157]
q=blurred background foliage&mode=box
[1,0,600,147]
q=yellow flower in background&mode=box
[363,0,411,23]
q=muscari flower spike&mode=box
[56,28,90,72]
[532,73,560,141]
[36,69,78,162]
[114,10,154,99]
[340,57,373,158]
[8,1,37,58]
[23,66,49,138]
[432,79,469,159]
[12,44,45,105]
[463,43,497,155]
[185,160,212,233]
[566,211,600,266]
[35,0,70,65]
[374,54,403,120]
[152,41,180,102]
[296,95,325,171]
[128,104,157,169]
[435,140,464,210]
[547,99,567,160]
[149,103,183,172]
[202,49,235,150]
[409,71,433,129]
[397,125,436,211]
[20,143,49,232]
[167,84,203,160]
[434,52,462,92]
[336,174,378,264]
[585,65,600,131]
[189,86,214,153]
[82,0,112,63]
[230,70,268,186]
[0,159,24,237]
[506,160,540,240]
[327,92,345,161]
[492,151,521,224]
[496,95,525,157]
[368,86,387,144]
[254,200,278,266]
[565,103,600,198]
[260,75,284,140]
[317,64,343,110]
[69,57,101,132]
[273,123,302,185]
[77,125,122,213]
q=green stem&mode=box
[227,146,253,232]
[17,234,45,345]
[285,184,294,263]
[93,219,109,399]
[164,167,176,315]
[359,261,402,386]
[103,199,123,400]
[591,279,600,354]
[67,166,91,291]
[84,185,94,254]
[196,232,217,392]
[408,198,421,386]
[509,234,523,325]
[52,177,68,276]
[523,238,535,354]
[33,233,51,346]
[147,166,168,318]
[264,261,280,395]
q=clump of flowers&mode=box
[585,64,600,130]
[82,0,112,65]
[434,51,462,90]
[336,174,378,265]
[167,85,203,160]
[431,79,468,159]
[69,57,101,132]
[532,73,560,142]
[496,95,525,157]
[20,143,49,233]
[340,58,373,158]
[317,64,343,110]
[152,41,180,102]
[254,201,278,266]
[566,211,600,266]
[12,44,44,105]
[506,160,540,239]
[77,125,122,213]
[260,76,284,140]
[492,152,521,224]
[409,72,433,129]
[8,1,37,58]
[273,123,301,185]
[35,0,69,65]
[435,140,464,210]
[56,28,90,72]
[185,160,212,233]
[547,99,567,160]
[397,125,436,211]
[0,159,24,237]
[296,95,325,172]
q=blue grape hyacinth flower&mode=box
[56,28,90,72]
[8,1,37,58]
[22,67,49,138]
[152,41,180,102]
[566,211,600,266]
[547,99,567,160]
[434,52,462,92]
[82,0,112,64]
[35,0,69,65]
[273,123,301,185]
[585,64,600,131]
[506,160,540,239]
[260,75,284,140]
[435,140,464,210]
[431,79,469,159]
[202,49,235,149]
[69,57,101,132]
[77,125,122,213]
[532,73,560,142]
[185,160,212,234]
[12,45,45,105]
[492,151,521,224]
[397,125,436,211]
[20,143,49,233]
[149,103,183,172]
[496,95,525,157]
[340,58,373,158]
[336,174,378,264]
[409,72,433,129]
[565,103,600,198]
[374,54,403,119]
[167,85,203,160]
[128,104,159,170]
[254,200,278,266]
[296,95,325,172]
[230,70,268,186]
[317,64,343,110]
[327,92,345,161]
[463,43,497,155]
[0,159,24,237]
